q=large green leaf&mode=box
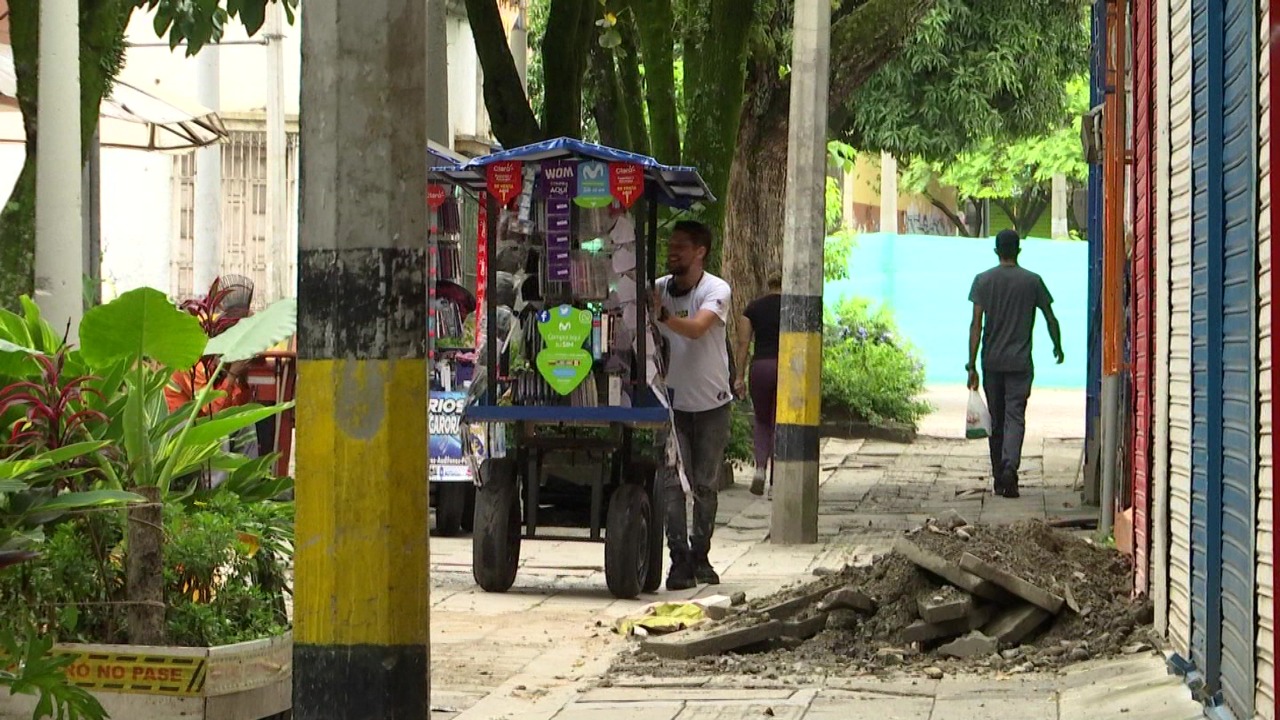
[176,404,288,453]
[204,298,297,362]
[79,287,208,370]
[0,338,40,377]
[0,479,25,494]
[28,490,145,514]
[37,441,110,467]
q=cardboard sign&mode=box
[575,160,613,209]
[486,161,523,205]
[609,162,644,208]
[427,183,447,210]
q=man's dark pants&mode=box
[983,369,1034,484]
[665,403,732,563]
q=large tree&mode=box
[901,76,1091,238]
[0,0,297,308]
[722,0,1088,320]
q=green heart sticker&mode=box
[536,347,594,395]
[536,305,595,394]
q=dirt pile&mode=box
[610,518,1156,680]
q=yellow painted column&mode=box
[294,0,431,715]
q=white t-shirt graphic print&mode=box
[656,272,733,413]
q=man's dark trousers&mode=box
[983,370,1033,483]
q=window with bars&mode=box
[171,126,300,307]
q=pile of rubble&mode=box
[612,517,1155,679]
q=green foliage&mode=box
[79,288,208,371]
[822,299,932,426]
[724,401,753,468]
[0,490,293,648]
[823,233,855,283]
[0,630,106,720]
[139,0,299,55]
[902,75,1090,238]
[845,0,1089,162]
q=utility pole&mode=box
[265,4,289,302]
[1099,0,1127,539]
[34,0,82,340]
[772,0,830,545]
[193,46,222,296]
[293,0,430,717]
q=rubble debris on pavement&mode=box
[613,595,738,637]
[609,518,1158,680]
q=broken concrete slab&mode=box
[640,620,784,660]
[782,612,829,641]
[760,588,832,621]
[917,588,973,623]
[901,604,997,644]
[981,603,1053,647]
[939,631,998,659]
[958,553,1065,614]
[1063,583,1082,614]
[817,586,877,613]
[935,509,969,530]
[892,538,1012,603]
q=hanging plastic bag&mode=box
[965,390,992,440]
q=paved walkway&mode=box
[428,427,1199,720]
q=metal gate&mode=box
[1167,0,1196,658]
[1219,1,1258,715]
[1132,0,1155,597]
[1188,1,1259,713]
[1255,1,1275,712]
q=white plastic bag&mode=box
[965,389,992,440]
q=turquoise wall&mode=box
[823,233,1089,389]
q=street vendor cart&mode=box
[429,138,715,599]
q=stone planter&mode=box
[0,632,291,720]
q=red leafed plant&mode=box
[0,350,108,461]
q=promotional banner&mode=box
[486,161,523,205]
[609,163,644,208]
[535,305,594,395]
[429,391,472,481]
[575,160,613,209]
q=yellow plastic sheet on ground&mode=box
[613,602,709,637]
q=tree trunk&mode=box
[0,0,130,310]
[126,485,165,646]
[723,108,790,328]
[465,0,542,147]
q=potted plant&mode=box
[0,289,297,720]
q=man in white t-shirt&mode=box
[652,220,733,591]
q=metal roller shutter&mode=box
[1168,0,1196,657]
[1256,1,1275,715]
[1153,0,1173,640]
[1217,0,1258,714]
[1133,0,1155,598]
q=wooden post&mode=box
[293,1,431,716]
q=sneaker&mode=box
[666,560,696,591]
[692,557,720,585]
[749,469,766,496]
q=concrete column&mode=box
[265,5,289,302]
[879,152,898,234]
[772,0,830,545]
[1051,172,1069,240]
[193,46,222,296]
[293,1,430,716]
[34,0,82,340]
[426,0,451,145]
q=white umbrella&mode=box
[0,43,226,151]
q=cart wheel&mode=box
[640,463,665,594]
[472,459,521,592]
[605,483,651,600]
[434,482,468,537]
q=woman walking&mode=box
[734,277,782,497]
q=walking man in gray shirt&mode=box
[966,230,1064,498]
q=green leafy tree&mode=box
[723,0,1087,319]
[900,76,1090,238]
[0,0,299,310]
